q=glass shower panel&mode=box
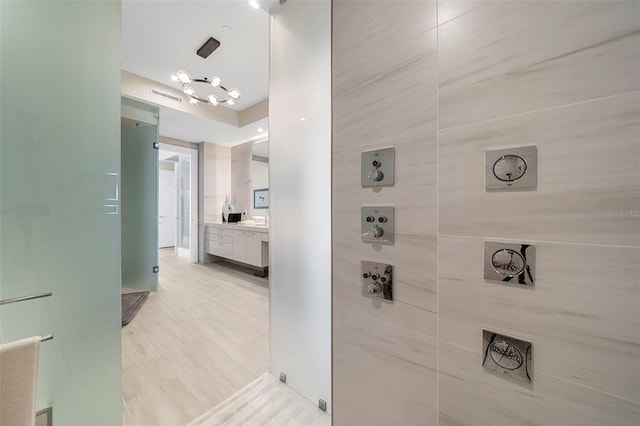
[0,1,123,424]
[269,0,332,412]
[121,124,159,291]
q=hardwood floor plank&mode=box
[189,374,330,426]
[122,249,269,425]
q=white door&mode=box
[158,167,176,248]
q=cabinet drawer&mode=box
[207,241,232,259]
[207,227,234,237]
[208,234,233,245]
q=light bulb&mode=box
[189,97,199,105]
[170,75,179,82]
[210,76,221,87]
[248,0,260,9]
[183,86,195,96]
[176,70,191,84]
[208,94,219,106]
[228,88,241,99]
[227,98,235,106]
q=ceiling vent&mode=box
[150,89,183,103]
[197,37,221,59]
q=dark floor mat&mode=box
[121,291,150,326]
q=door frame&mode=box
[159,143,199,263]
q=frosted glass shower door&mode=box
[121,125,159,291]
[0,0,123,424]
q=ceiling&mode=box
[122,0,269,145]
[160,106,268,145]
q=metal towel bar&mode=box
[0,292,54,342]
[0,291,52,306]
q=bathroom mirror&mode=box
[252,141,269,217]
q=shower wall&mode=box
[332,1,640,424]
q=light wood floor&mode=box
[189,373,331,426]
[122,249,269,426]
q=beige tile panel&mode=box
[439,342,640,426]
[231,142,253,215]
[439,236,640,402]
[332,383,406,426]
[333,308,438,425]
[203,142,231,224]
[333,0,436,97]
[437,1,482,26]
[438,0,640,128]
[438,92,640,246]
[333,30,437,148]
[333,132,437,235]
[333,230,438,326]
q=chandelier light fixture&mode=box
[171,70,241,107]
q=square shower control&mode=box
[362,147,395,187]
[482,330,532,385]
[361,206,394,244]
[484,241,535,287]
[361,261,393,301]
[486,145,537,191]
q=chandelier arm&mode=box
[191,95,207,103]
[176,72,236,106]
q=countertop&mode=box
[205,222,269,233]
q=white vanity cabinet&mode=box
[206,224,269,269]
[207,227,233,259]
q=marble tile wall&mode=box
[332,0,640,424]
[202,142,231,226]
[333,0,439,423]
[230,141,253,216]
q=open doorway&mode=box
[120,1,273,425]
[158,144,198,263]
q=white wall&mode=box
[268,0,332,412]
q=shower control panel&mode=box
[362,147,395,187]
[361,261,393,301]
[482,330,532,385]
[361,206,394,244]
[484,241,535,286]
[486,145,537,191]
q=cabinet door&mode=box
[245,232,264,267]
[232,230,246,262]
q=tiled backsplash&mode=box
[332,1,640,424]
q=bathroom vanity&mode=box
[205,223,269,273]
